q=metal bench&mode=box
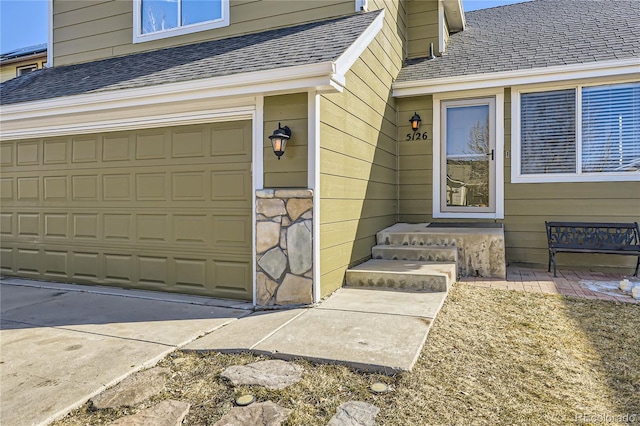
[545,221,640,277]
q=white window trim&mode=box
[433,89,504,219]
[511,81,640,183]
[355,0,368,12]
[133,0,230,43]
[16,64,39,77]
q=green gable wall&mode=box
[53,0,355,66]
[318,0,406,297]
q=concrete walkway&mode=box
[0,277,445,426]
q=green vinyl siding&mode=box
[397,89,640,274]
[318,0,405,297]
[397,95,433,223]
[53,0,354,66]
[263,93,308,188]
[407,0,438,59]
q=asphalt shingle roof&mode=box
[397,0,640,83]
[0,11,381,105]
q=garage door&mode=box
[0,121,253,300]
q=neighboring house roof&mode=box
[0,43,47,63]
[0,11,381,105]
[397,0,640,83]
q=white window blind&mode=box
[519,82,640,178]
[520,89,576,174]
[582,83,640,173]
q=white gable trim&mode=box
[334,9,384,75]
[393,58,640,97]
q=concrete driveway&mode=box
[0,278,251,426]
[1,276,448,425]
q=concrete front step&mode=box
[345,259,456,292]
[376,223,506,279]
[372,245,458,263]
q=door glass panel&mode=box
[445,105,490,208]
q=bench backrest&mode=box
[545,222,640,250]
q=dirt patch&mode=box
[53,284,639,425]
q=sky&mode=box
[0,0,531,54]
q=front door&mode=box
[440,97,496,215]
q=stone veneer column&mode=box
[255,189,313,306]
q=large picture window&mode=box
[134,0,229,43]
[513,82,640,182]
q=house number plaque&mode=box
[406,131,428,141]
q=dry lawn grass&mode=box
[54,284,639,425]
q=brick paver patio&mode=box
[460,266,640,304]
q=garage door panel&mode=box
[212,216,251,248]
[17,177,39,200]
[17,141,39,166]
[0,144,13,166]
[174,258,207,289]
[212,260,251,295]
[44,213,68,238]
[135,131,168,160]
[172,172,206,201]
[0,213,13,236]
[173,215,208,245]
[71,251,100,280]
[44,139,68,164]
[44,250,68,277]
[16,248,39,275]
[171,127,208,158]
[0,120,252,300]
[71,137,99,163]
[1,177,14,200]
[44,176,68,200]
[102,134,131,162]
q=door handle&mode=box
[486,149,494,160]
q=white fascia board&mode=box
[3,62,338,120]
[442,0,465,32]
[393,58,640,97]
[0,62,344,140]
[334,9,385,76]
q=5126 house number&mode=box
[406,131,428,141]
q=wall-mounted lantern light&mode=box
[268,123,291,160]
[409,112,422,131]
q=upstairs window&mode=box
[513,82,640,182]
[16,64,38,77]
[134,0,229,43]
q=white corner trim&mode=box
[438,1,445,55]
[251,101,263,307]
[254,96,265,191]
[47,0,53,67]
[334,9,385,76]
[308,92,321,303]
[393,58,640,97]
